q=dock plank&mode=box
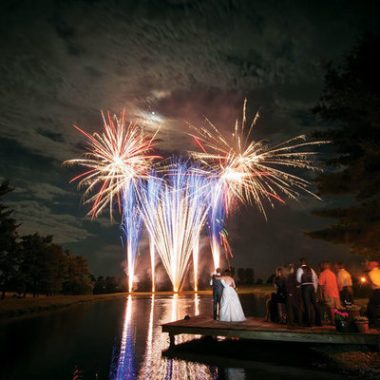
[162,315,380,348]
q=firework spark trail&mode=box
[187,169,210,292]
[65,111,159,221]
[192,237,200,291]
[144,174,163,292]
[149,240,155,292]
[121,185,143,293]
[139,162,210,292]
[207,178,226,270]
[188,99,326,218]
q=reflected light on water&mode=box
[171,293,178,322]
[140,295,155,379]
[194,294,200,317]
[163,295,214,379]
[115,296,135,379]
[105,295,216,380]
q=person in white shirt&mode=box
[336,262,353,305]
[296,258,322,326]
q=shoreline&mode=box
[0,285,273,322]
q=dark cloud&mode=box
[37,128,65,143]
[0,0,378,276]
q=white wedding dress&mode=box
[219,278,246,322]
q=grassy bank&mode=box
[0,285,273,321]
[0,293,128,321]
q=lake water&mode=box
[0,295,344,380]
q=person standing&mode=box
[319,262,341,323]
[296,258,322,326]
[367,261,380,326]
[336,262,353,305]
[219,269,246,322]
[285,264,302,326]
[273,267,287,323]
[210,268,223,320]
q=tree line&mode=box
[0,181,126,299]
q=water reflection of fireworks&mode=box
[136,295,214,379]
[114,296,135,379]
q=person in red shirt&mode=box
[319,261,341,323]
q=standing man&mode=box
[319,262,341,323]
[296,258,322,326]
[285,264,303,326]
[336,262,353,305]
[367,261,380,326]
[210,267,223,320]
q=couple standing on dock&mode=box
[210,268,246,322]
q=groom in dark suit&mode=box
[210,268,223,320]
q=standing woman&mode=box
[273,266,287,323]
[219,270,246,322]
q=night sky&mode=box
[1,0,379,279]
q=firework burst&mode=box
[65,111,159,220]
[189,99,326,217]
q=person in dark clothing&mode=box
[296,258,322,326]
[210,267,223,320]
[272,267,287,323]
[274,267,287,302]
[285,264,303,326]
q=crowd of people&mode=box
[269,258,359,327]
[269,258,380,327]
[210,259,380,327]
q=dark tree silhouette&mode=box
[18,234,54,297]
[245,268,254,284]
[63,252,93,295]
[93,276,106,294]
[237,268,246,284]
[0,181,19,299]
[0,181,94,298]
[309,33,380,259]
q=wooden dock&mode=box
[162,315,380,350]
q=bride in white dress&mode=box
[219,271,246,322]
